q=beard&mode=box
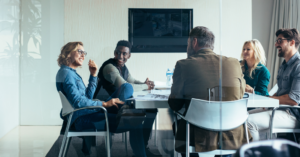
[277,47,286,57]
[278,51,285,57]
[187,43,195,58]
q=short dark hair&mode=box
[116,40,132,52]
[276,28,300,48]
[189,26,215,50]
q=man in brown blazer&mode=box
[168,26,252,157]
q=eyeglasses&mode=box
[275,38,289,44]
[77,49,87,56]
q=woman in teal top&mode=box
[240,39,270,96]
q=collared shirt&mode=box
[56,65,102,125]
[276,52,300,120]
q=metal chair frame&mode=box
[268,84,300,142]
[58,91,111,157]
[236,139,300,157]
[174,98,250,157]
[269,105,300,142]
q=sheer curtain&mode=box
[266,0,300,90]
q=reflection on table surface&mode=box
[132,90,279,108]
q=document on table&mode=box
[150,89,171,95]
[134,94,169,100]
[128,90,170,100]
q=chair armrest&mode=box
[66,106,110,133]
[174,111,187,121]
[73,106,107,114]
[173,111,186,134]
[270,105,300,120]
[269,104,300,139]
[277,105,300,109]
[70,98,106,115]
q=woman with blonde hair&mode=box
[240,39,270,96]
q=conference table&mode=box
[129,89,279,156]
[132,90,279,109]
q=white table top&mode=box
[247,93,279,108]
[131,91,279,109]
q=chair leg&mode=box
[109,133,112,148]
[154,117,157,146]
[125,132,128,156]
[104,136,107,149]
[244,122,249,143]
[186,122,190,157]
[104,133,112,157]
[58,134,68,157]
[62,137,71,157]
[269,108,277,139]
[173,112,178,157]
[59,113,73,157]
[122,132,124,142]
[293,133,298,143]
[104,135,111,157]
[104,135,112,150]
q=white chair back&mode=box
[237,139,300,157]
[269,84,278,96]
[58,91,75,116]
[185,98,248,131]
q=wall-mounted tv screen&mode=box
[129,9,193,53]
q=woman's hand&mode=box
[88,59,98,77]
[245,84,254,93]
[102,98,124,108]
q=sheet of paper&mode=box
[150,90,171,95]
[128,93,169,100]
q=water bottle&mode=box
[166,68,173,86]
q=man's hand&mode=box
[103,98,124,108]
[145,78,155,90]
[270,94,298,106]
[88,59,98,77]
[245,84,254,93]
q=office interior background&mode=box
[0,0,296,156]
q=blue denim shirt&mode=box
[276,52,300,120]
[56,65,103,125]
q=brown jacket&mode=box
[168,49,252,152]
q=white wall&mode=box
[252,0,274,57]
[20,0,64,125]
[18,0,251,125]
[0,0,20,138]
[65,0,252,84]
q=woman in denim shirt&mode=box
[240,39,270,96]
[56,42,147,156]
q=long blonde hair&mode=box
[240,39,266,78]
[57,41,83,67]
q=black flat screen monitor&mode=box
[129,8,193,53]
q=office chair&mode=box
[174,98,250,157]
[267,84,300,142]
[233,139,300,157]
[58,91,111,157]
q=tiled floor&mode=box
[0,126,61,157]
[0,109,174,157]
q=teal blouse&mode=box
[241,62,270,96]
